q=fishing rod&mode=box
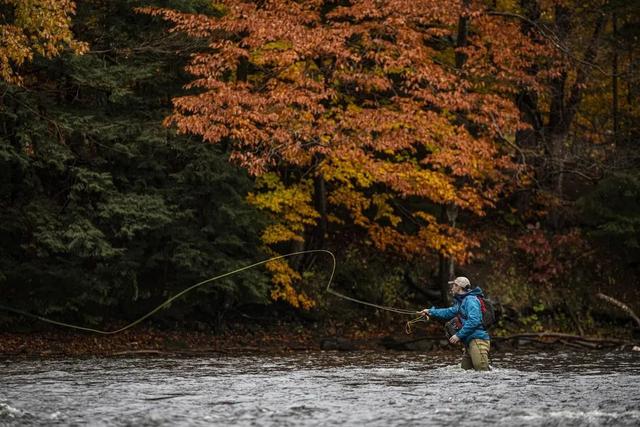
[0,249,427,334]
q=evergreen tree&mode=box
[0,0,270,328]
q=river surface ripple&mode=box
[1,350,639,426]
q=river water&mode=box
[1,350,639,426]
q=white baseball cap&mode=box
[448,276,471,288]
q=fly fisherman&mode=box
[419,277,491,371]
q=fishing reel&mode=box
[444,317,462,339]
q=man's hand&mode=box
[449,335,460,344]
[417,309,430,318]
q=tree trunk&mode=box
[548,131,568,229]
[515,0,544,149]
[313,172,327,250]
[513,0,544,214]
[437,0,470,303]
[612,13,619,145]
[545,9,606,229]
[236,56,248,82]
[454,3,469,70]
[628,50,634,108]
[437,203,458,304]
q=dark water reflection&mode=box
[1,350,639,426]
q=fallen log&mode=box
[573,340,601,349]
[559,339,586,350]
[495,332,637,349]
[497,332,631,343]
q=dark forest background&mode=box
[1,0,639,337]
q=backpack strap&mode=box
[477,296,486,313]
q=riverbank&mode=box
[0,319,411,357]
[2,321,638,358]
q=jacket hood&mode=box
[455,286,484,302]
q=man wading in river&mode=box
[419,277,491,371]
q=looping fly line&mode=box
[0,249,427,334]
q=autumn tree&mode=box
[0,0,87,84]
[141,0,543,307]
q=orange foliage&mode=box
[139,0,546,307]
[0,0,87,84]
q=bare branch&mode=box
[596,293,640,328]
[486,10,613,77]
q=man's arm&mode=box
[425,303,459,321]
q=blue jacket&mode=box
[428,287,490,344]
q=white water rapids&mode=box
[1,350,639,426]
